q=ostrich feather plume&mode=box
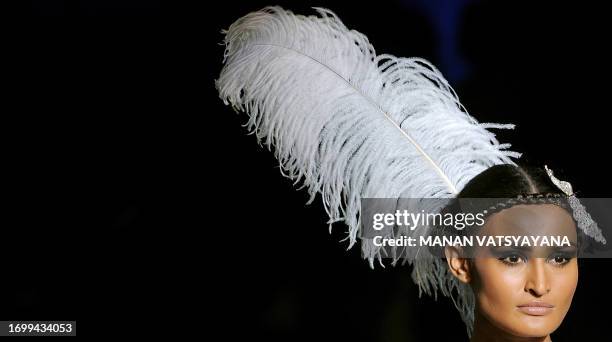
[215,6,521,335]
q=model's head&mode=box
[444,164,580,339]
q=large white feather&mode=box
[215,6,520,334]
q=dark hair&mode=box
[458,163,564,198]
[432,162,585,257]
[456,163,573,221]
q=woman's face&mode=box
[470,204,578,338]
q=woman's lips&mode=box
[517,302,554,316]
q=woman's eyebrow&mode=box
[487,243,579,253]
[489,245,531,252]
[551,245,578,252]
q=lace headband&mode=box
[545,165,606,244]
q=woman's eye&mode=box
[499,254,524,265]
[549,255,571,266]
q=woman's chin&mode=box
[505,314,561,338]
[485,312,559,339]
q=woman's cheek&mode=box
[551,262,578,314]
[477,259,525,303]
[475,260,527,329]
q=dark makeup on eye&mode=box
[488,244,578,267]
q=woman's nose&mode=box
[525,258,551,297]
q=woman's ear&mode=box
[444,246,471,284]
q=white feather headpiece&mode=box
[215,5,521,336]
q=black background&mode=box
[6,0,612,340]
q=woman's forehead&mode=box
[482,203,576,236]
